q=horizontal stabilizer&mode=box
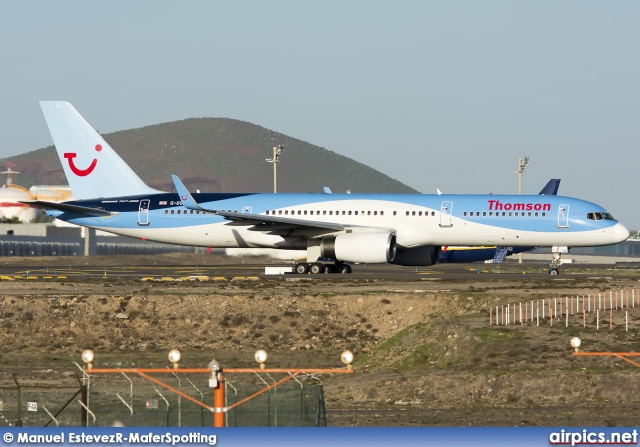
[20,200,114,217]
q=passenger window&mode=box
[342,211,346,215]
[329,211,333,215]
[418,211,422,216]
[348,211,352,215]
[483,212,486,216]
[323,210,326,215]
[355,211,358,215]
[393,211,397,216]
[278,210,282,215]
[380,211,384,216]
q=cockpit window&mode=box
[587,212,616,221]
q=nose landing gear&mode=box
[548,247,568,275]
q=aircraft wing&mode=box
[20,200,114,217]
[171,175,345,232]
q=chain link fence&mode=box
[0,372,326,427]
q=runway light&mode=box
[341,350,354,370]
[255,349,268,369]
[570,337,581,352]
[82,349,94,369]
[168,349,181,368]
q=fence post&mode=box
[154,388,170,427]
[11,375,22,427]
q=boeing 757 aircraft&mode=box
[28,101,629,274]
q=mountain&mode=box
[0,118,418,195]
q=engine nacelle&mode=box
[390,245,441,266]
[320,232,396,264]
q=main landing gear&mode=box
[294,261,353,274]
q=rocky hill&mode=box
[1,118,417,194]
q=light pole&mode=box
[516,156,529,195]
[515,156,529,264]
[266,145,285,193]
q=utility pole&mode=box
[515,156,529,264]
[266,145,285,193]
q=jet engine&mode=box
[320,232,396,264]
[390,245,442,266]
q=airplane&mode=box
[27,101,629,275]
[436,178,561,265]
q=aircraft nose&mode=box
[613,222,630,243]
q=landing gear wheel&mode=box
[337,264,352,274]
[295,263,309,274]
[324,265,335,274]
[309,263,325,274]
[549,267,559,275]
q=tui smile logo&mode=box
[64,144,102,176]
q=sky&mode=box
[1,1,639,228]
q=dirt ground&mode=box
[1,254,640,427]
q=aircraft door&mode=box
[440,201,453,227]
[558,204,569,228]
[138,199,150,226]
